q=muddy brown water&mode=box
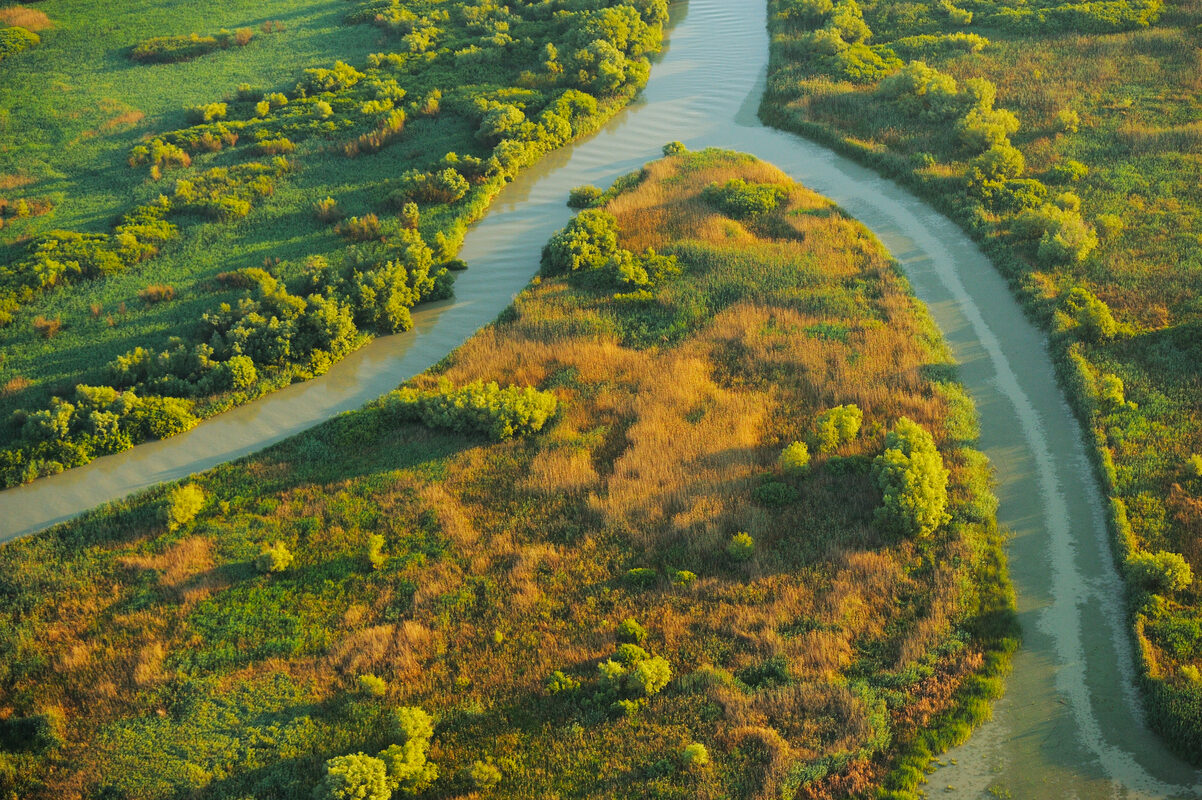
[3,0,1200,795]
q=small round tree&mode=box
[726,532,754,562]
[162,483,204,531]
[682,742,709,769]
[469,759,502,790]
[256,541,293,574]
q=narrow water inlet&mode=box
[3,0,1200,795]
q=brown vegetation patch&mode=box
[0,5,52,30]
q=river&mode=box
[3,0,1201,796]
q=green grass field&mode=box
[0,149,1015,800]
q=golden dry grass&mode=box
[0,4,51,30]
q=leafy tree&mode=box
[256,541,293,573]
[702,178,786,218]
[616,618,648,644]
[872,418,950,538]
[357,674,387,696]
[163,483,204,530]
[812,404,862,453]
[779,441,811,473]
[1129,551,1193,594]
[541,209,620,274]
[314,753,389,800]
[1061,287,1117,341]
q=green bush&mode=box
[625,567,658,587]
[256,541,293,573]
[163,483,204,530]
[616,618,648,644]
[315,753,390,800]
[701,178,787,218]
[567,185,603,208]
[726,532,755,561]
[1061,286,1117,341]
[468,759,502,790]
[1128,550,1193,594]
[130,33,219,63]
[813,404,862,453]
[541,208,620,274]
[753,481,798,506]
[545,670,581,694]
[779,440,811,473]
[1188,455,1202,478]
[670,569,697,587]
[0,26,39,62]
[682,742,709,769]
[387,379,558,440]
[357,674,387,696]
[662,140,687,155]
[873,418,950,538]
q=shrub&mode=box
[813,403,862,453]
[670,569,697,587]
[872,418,950,538]
[545,670,581,694]
[1188,455,1202,478]
[726,532,755,561]
[399,202,419,229]
[1128,551,1193,594]
[1056,108,1080,133]
[256,540,293,573]
[1095,213,1124,239]
[682,742,710,769]
[469,759,502,790]
[387,380,558,440]
[314,197,340,223]
[367,533,386,569]
[258,137,296,155]
[163,483,204,530]
[1049,159,1088,183]
[130,33,218,63]
[701,178,787,218]
[187,102,227,123]
[625,567,658,587]
[336,214,384,242]
[0,26,39,62]
[616,618,648,644]
[358,674,387,696]
[662,140,687,155]
[541,209,620,273]
[315,753,390,800]
[753,480,798,506]
[966,142,1025,191]
[380,708,438,795]
[139,284,175,303]
[567,185,603,208]
[779,441,811,474]
[1061,287,1117,341]
[956,106,1020,152]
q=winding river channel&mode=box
[4,0,1202,795]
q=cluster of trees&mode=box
[0,0,674,486]
[0,385,196,486]
[1,232,453,486]
[385,378,558,440]
[879,60,1099,265]
[129,28,255,64]
[547,639,673,718]
[315,707,439,800]
[541,208,680,296]
[0,199,176,326]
